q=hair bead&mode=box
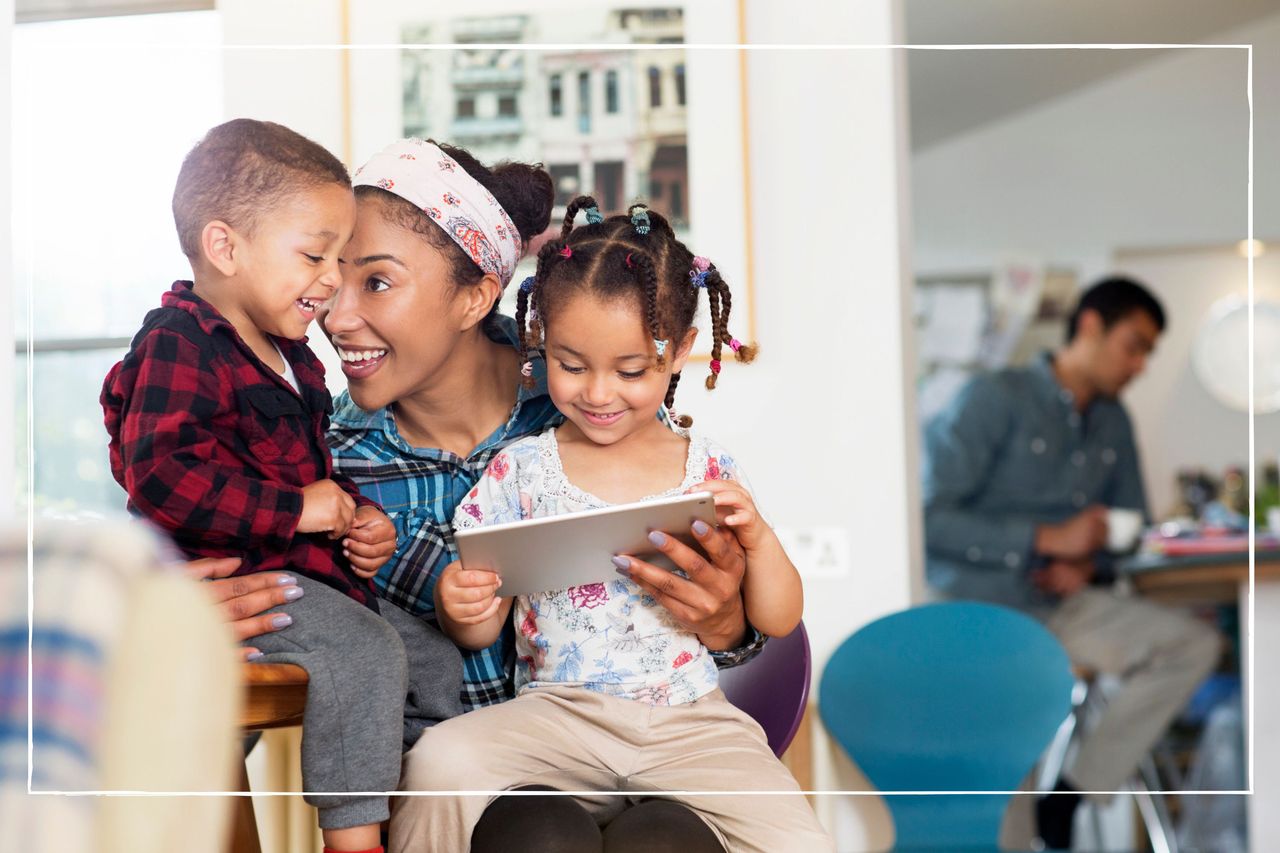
[629,204,651,235]
[558,246,573,259]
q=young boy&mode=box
[101,119,402,853]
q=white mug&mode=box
[1107,508,1145,553]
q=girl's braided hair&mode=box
[516,196,756,427]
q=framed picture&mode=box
[345,0,753,359]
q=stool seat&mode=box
[240,662,308,730]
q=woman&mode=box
[217,138,762,851]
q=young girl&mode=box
[396,199,832,852]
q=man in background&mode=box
[922,277,1220,849]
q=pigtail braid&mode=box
[514,287,533,387]
[710,268,758,364]
[561,195,601,240]
[664,372,693,428]
[628,251,667,372]
[704,275,724,389]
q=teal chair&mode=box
[819,602,1074,851]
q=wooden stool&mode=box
[228,663,310,853]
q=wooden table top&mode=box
[1118,548,1280,605]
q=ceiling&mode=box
[905,0,1279,150]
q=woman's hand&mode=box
[613,519,749,652]
[182,557,302,661]
[344,505,398,578]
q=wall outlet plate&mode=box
[775,526,852,579]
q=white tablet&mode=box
[452,491,718,596]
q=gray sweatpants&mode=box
[247,576,416,829]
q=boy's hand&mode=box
[297,479,357,539]
[344,506,397,578]
[691,480,771,552]
[437,560,504,625]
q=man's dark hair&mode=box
[1066,276,1166,342]
[172,118,350,260]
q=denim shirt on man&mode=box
[922,352,1148,611]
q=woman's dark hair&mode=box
[517,196,757,427]
[356,140,554,334]
[1066,276,1166,342]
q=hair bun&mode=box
[490,161,555,242]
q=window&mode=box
[13,10,222,516]
[549,73,563,117]
[648,66,662,108]
[649,179,664,201]
[669,181,685,220]
[577,71,591,134]
[674,64,686,106]
[457,96,477,119]
[497,93,518,118]
[548,164,581,208]
[605,69,619,114]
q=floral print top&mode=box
[452,426,746,706]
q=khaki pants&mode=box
[390,685,832,853]
[1001,587,1221,846]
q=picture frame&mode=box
[342,0,755,360]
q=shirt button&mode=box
[966,546,982,562]
[1072,491,1086,507]
[1004,552,1021,568]
[1072,451,1086,467]
[1031,437,1047,454]
[1102,448,1117,465]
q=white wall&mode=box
[911,15,1274,276]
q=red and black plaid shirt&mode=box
[102,281,380,610]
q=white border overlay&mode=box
[23,41,1254,801]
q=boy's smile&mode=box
[202,182,356,347]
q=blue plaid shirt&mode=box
[328,317,562,709]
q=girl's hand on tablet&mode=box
[437,560,504,625]
[692,479,770,552]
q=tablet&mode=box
[452,491,718,596]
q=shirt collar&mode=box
[163,280,313,351]
[1031,350,1078,410]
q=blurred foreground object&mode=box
[0,520,241,853]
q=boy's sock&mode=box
[322,847,383,853]
[1035,778,1081,851]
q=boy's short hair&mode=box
[1066,275,1166,342]
[172,118,350,260]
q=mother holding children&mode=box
[102,117,831,852]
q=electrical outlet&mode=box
[775,526,852,579]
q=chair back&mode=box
[819,602,1073,850]
[719,621,811,757]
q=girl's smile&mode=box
[544,293,695,448]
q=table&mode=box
[1118,547,1280,850]
[1118,548,1280,605]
